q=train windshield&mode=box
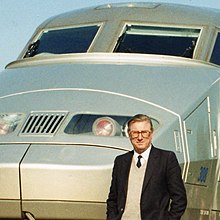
[114,25,200,58]
[24,25,100,58]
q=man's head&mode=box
[128,114,153,154]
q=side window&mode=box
[114,25,200,58]
[210,32,220,65]
[24,25,100,58]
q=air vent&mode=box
[20,112,67,136]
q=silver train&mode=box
[1,2,220,219]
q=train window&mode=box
[24,25,100,58]
[114,25,200,58]
[210,32,220,65]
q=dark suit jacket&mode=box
[106,146,187,220]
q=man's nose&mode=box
[137,132,143,139]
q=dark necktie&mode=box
[137,155,142,168]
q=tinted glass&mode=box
[114,25,200,58]
[24,25,99,57]
[210,33,220,65]
[64,114,131,137]
[64,114,159,137]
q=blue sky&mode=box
[1,0,220,71]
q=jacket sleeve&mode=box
[106,157,119,220]
[167,152,187,220]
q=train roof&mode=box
[40,2,220,28]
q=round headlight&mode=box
[0,114,23,135]
[92,117,121,136]
[0,123,11,135]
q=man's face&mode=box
[129,120,153,154]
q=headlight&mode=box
[92,117,121,136]
[0,113,24,135]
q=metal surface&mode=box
[0,2,220,219]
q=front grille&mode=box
[20,111,67,136]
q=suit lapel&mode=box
[142,146,159,192]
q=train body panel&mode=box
[1,2,220,219]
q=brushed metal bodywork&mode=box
[1,2,220,219]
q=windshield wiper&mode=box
[24,40,40,58]
[181,39,196,58]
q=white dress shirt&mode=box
[134,144,152,166]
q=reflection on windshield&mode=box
[114,25,200,58]
[24,25,100,58]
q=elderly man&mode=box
[106,114,187,220]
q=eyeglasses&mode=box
[129,130,152,138]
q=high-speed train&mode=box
[1,2,220,219]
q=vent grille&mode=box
[20,112,67,136]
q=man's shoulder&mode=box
[151,146,176,157]
[115,150,133,161]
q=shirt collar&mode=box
[134,144,152,162]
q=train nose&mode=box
[20,144,125,219]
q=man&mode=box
[106,114,187,220]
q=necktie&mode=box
[137,155,142,168]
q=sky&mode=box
[1,0,220,71]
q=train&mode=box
[0,2,220,219]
